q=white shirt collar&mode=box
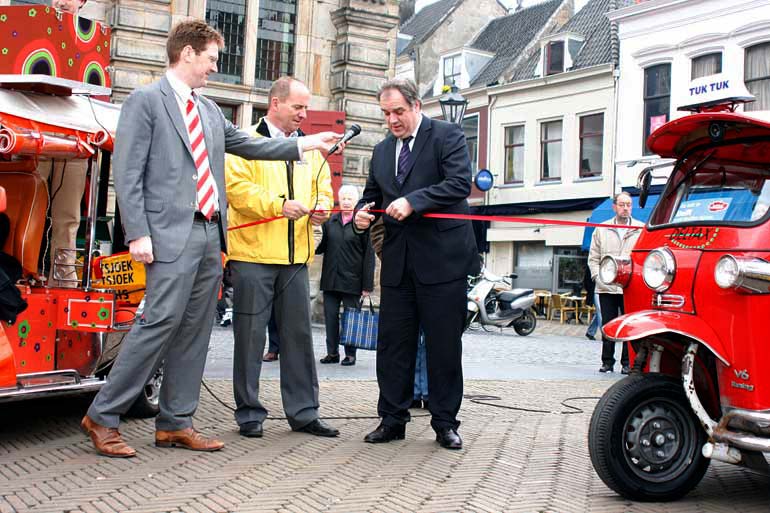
[263,117,296,139]
[165,70,194,103]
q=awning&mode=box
[580,188,662,251]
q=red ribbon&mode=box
[227,209,640,231]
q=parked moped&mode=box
[466,268,536,336]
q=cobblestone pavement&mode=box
[1,379,768,513]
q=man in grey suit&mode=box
[81,20,342,458]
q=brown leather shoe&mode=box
[155,428,224,452]
[80,415,136,458]
[262,352,279,362]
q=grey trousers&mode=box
[87,220,222,430]
[230,261,319,429]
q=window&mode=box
[643,64,671,155]
[579,113,603,177]
[504,125,524,184]
[546,41,564,75]
[745,43,770,112]
[255,0,297,88]
[461,115,478,174]
[206,0,247,84]
[691,52,722,79]
[217,102,239,125]
[540,120,562,181]
[443,54,462,87]
[251,107,268,126]
[10,0,46,4]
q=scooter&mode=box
[466,268,536,336]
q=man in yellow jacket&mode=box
[225,76,338,439]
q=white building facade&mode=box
[610,0,770,188]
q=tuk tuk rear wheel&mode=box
[588,373,710,502]
[125,366,162,418]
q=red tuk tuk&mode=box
[588,78,770,501]
[0,7,158,416]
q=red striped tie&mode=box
[185,94,217,220]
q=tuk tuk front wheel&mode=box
[125,366,162,418]
[588,373,710,502]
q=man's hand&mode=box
[385,197,414,222]
[310,210,329,226]
[129,236,154,265]
[283,200,310,221]
[301,132,345,154]
[355,202,375,230]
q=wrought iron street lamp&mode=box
[438,84,468,125]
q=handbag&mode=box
[340,296,379,350]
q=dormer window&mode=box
[546,41,564,75]
[443,54,462,87]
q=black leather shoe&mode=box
[340,356,356,366]
[295,419,339,437]
[364,423,405,443]
[239,421,263,438]
[621,366,631,375]
[585,333,595,340]
[599,364,613,373]
[435,427,462,450]
[320,354,340,364]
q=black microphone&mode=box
[327,124,361,155]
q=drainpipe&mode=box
[609,0,620,196]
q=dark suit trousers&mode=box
[599,293,628,367]
[323,291,359,358]
[377,255,465,431]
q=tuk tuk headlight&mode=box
[643,248,675,292]
[714,255,740,289]
[599,255,632,287]
[715,255,770,293]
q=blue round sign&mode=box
[474,168,494,191]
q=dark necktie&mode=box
[396,136,413,186]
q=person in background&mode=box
[225,76,338,439]
[316,184,375,367]
[583,261,600,340]
[38,0,89,285]
[263,307,280,362]
[588,192,643,374]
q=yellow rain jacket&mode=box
[225,119,333,265]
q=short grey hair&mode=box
[613,192,632,204]
[338,184,360,199]
[377,78,420,108]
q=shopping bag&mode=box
[340,296,378,350]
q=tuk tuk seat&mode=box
[0,170,48,275]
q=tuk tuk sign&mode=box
[678,73,755,112]
[97,253,146,305]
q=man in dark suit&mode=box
[81,20,341,458]
[354,78,479,450]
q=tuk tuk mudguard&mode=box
[603,310,730,365]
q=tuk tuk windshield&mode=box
[649,140,770,227]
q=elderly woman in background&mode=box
[317,185,375,366]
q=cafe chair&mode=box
[547,293,578,324]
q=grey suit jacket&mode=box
[113,76,300,262]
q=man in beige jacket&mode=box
[588,192,643,374]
